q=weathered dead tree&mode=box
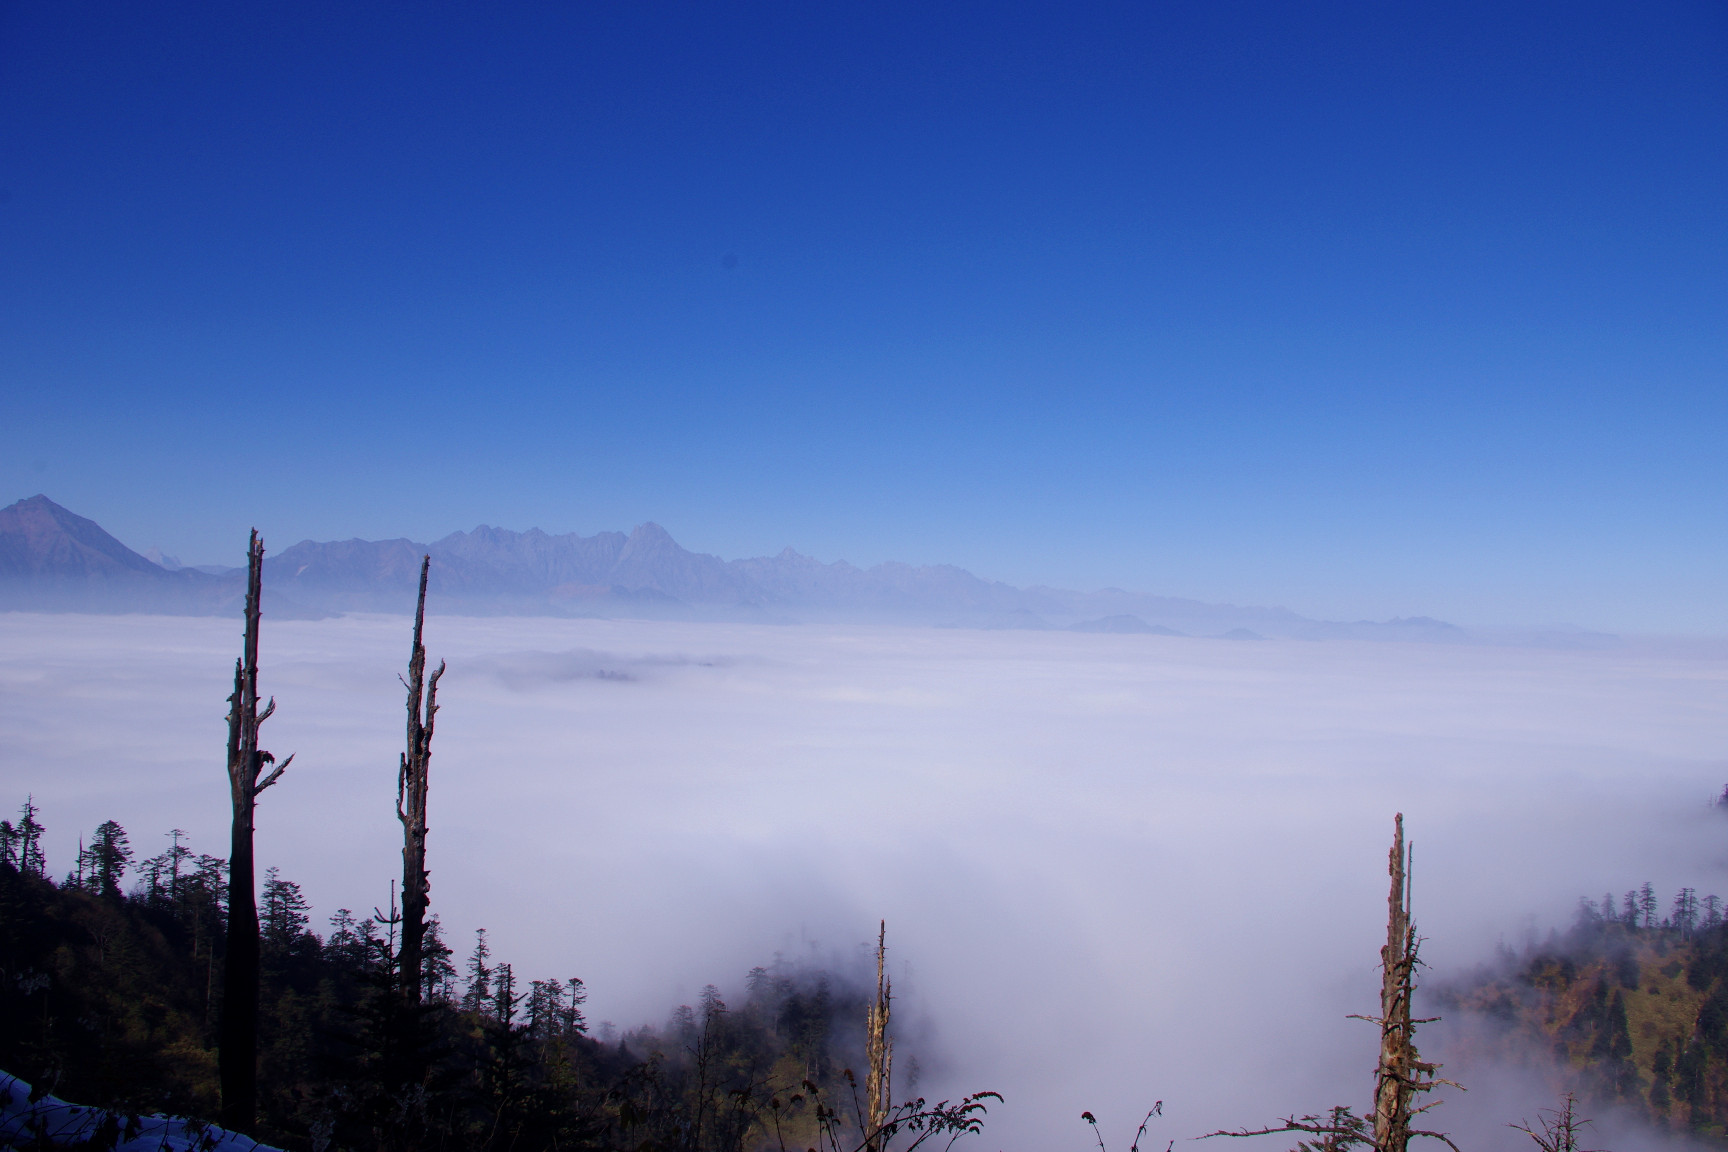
[865,920,893,1152]
[1366,813,1449,1152]
[398,555,445,1007]
[1510,1093,1599,1152]
[1204,815,1456,1152]
[219,530,292,1133]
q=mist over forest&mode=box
[4,0,1723,1146]
[4,605,1726,1151]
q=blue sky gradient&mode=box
[2,2,1724,630]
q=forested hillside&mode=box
[0,802,986,1152]
[1443,884,1728,1139]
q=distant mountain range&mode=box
[0,494,1609,645]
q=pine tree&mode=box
[480,961,531,1139]
[261,866,311,951]
[66,833,87,891]
[1672,888,1699,936]
[1706,895,1723,929]
[564,977,588,1036]
[17,798,46,878]
[1675,1039,1709,1122]
[135,845,167,901]
[137,829,196,907]
[463,928,492,1013]
[165,828,191,902]
[1589,989,1638,1099]
[421,913,456,1002]
[672,1003,697,1038]
[1650,1043,1674,1116]
[84,820,132,899]
[1639,882,1658,930]
[528,979,564,1041]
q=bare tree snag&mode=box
[1511,1093,1597,1152]
[865,920,893,1152]
[1368,814,1447,1152]
[398,555,444,1007]
[1207,816,1456,1152]
[219,530,292,1133]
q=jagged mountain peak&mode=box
[0,496,1493,642]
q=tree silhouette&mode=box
[398,555,445,1011]
[219,530,294,1134]
[82,820,132,899]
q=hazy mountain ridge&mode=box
[0,496,237,615]
[0,494,1566,643]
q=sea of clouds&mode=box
[3,612,1727,1151]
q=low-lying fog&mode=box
[3,613,1726,1151]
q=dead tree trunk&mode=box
[865,920,893,1152]
[1204,816,1456,1152]
[398,556,444,1008]
[1371,814,1440,1152]
[219,531,292,1133]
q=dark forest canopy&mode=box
[0,803,994,1152]
[16,797,1728,1152]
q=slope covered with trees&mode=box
[0,801,983,1152]
[1442,883,1728,1139]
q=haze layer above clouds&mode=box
[3,613,1726,1149]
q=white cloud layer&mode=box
[3,613,1727,1150]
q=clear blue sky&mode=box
[2,2,1724,632]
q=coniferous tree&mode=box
[464,928,493,1013]
[17,797,46,877]
[220,530,294,1133]
[481,961,532,1140]
[1639,882,1658,930]
[1650,1043,1674,1116]
[65,833,87,890]
[1675,1039,1709,1123]
[1673,888,1699,936]
[1588,989,1637,1100]
[136,828,196,907]
[563,977,588,1036]
[261,867,311,952]
[83,819,132,899]
[167,828,190,900]
[421,913,457,1003]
